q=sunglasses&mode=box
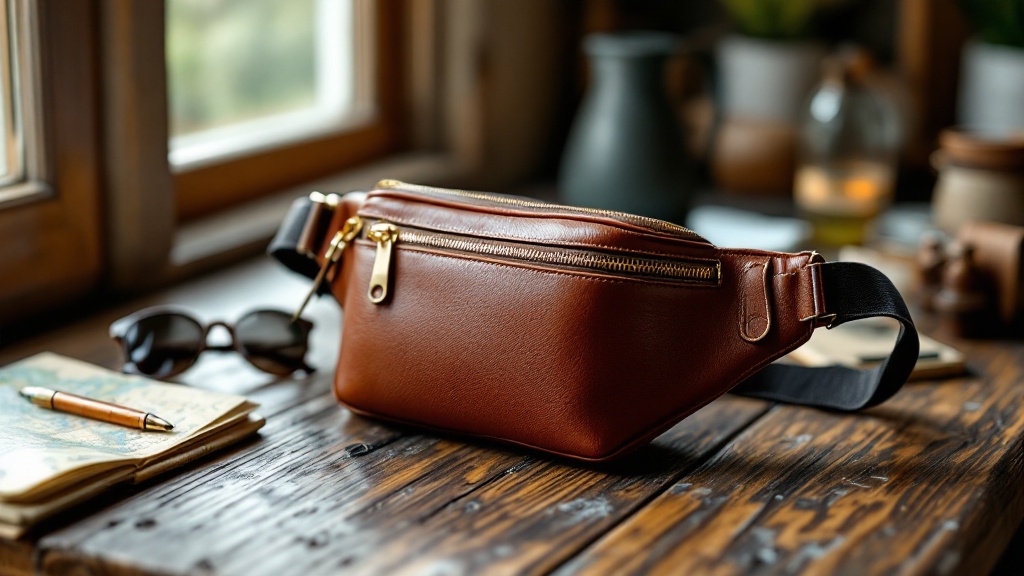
[110,307,315,379]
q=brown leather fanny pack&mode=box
[271,180,919,462]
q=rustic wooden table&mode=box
[1,256,1022,576]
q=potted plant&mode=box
[957,0,1024,131]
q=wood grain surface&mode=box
[35,379,769,575]
[560,344,1024,575]
[2,257,1024,576]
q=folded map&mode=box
[0,353,264,538]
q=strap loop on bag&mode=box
[269,198,326,289]
[732,262,920,411]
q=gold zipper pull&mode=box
[292,216,363,321]
[367,222,399,304]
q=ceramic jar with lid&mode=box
[932,127,1024,235]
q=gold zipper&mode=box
[374,179,701,239]
[366,222,399,303]
[365,220,719,304]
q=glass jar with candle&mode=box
[794,49,900,245]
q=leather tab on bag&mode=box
[298,199,331,259]
[740,257,772,342]
[797,262,833,327]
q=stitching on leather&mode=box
[774,265,823,319]
[811,266,825,317]
[773,262,816,278]
[721,249,786,258]
[758,259,772,338]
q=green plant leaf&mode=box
[719,0,840,40]
[959,0,1024,48]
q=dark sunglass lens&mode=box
[235,310,309,374]
[123,314,204,378]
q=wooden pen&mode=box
[19,386,174,431]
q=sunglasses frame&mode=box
[110,306,316,379]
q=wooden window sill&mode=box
[167,152,466,282]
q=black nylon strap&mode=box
[268,198,333,296]
[731,261,920,410]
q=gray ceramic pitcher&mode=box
[559,32,692,224]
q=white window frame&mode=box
[0,0,47,206]
[168,0,372,171]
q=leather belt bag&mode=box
[270,180,919,462]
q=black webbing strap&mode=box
[732,261,920,411]
[269,197,333,296]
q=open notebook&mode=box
[0,353,264,539]
[785,318,966,381]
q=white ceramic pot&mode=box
[932,128,1024,235]
[714,36,823,194]
[958,40,1024,132]
[933,166,1024,234]
[717,35,825,124]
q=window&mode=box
[0,0,45,203]
[0,0,404,324]
[167,0,359,168]
[0,0,102,325]
[168,0,402,220]
[0,0,20,189]
[3,0,560,325]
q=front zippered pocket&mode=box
[363,219,720,304]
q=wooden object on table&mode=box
[934,243,995,337]
[1,257,1024,575]
[958,220,1024,326]
[916,232,946,311]
[932,128,1024,235]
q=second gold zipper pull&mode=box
[292,216,363,321]
[367,222,399,304]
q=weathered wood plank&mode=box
[0,257,338,573]
[12,255,1024,576]
[36,392,770,576]
[0,539,32,576]
[558,340,1024,576]
[36,394,518,575]
[328,396,770,575]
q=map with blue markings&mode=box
[0,353,249,500]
